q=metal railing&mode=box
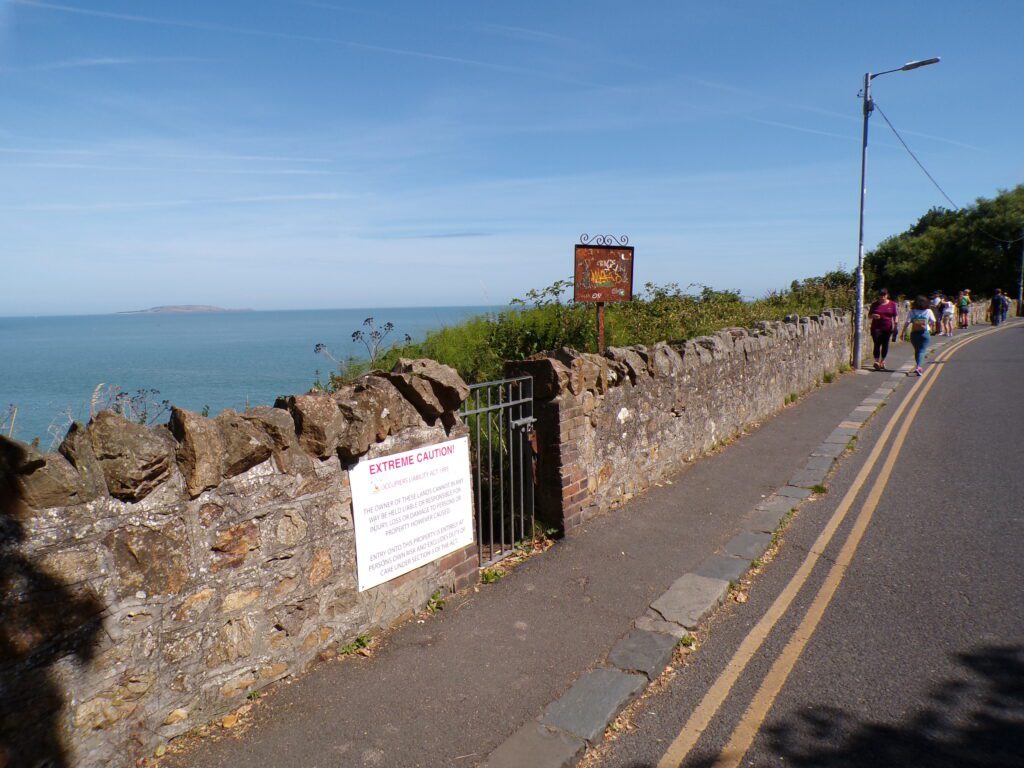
[460,376,535,567]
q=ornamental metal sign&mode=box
[573,235,634,303]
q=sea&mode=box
[0,306,499,449]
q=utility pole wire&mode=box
[873,101,1024,245]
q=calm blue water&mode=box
[0,307,498,448]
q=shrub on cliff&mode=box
[316,270,854,387]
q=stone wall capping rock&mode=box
[58,421,108,501]
[214,410,274,478]
[16,446,87,509]
[333,375,427,459]
[387,358,470,420]
[169,407,224,498]
[242,405,309,475]
[87,410,177,502]
[276,392,347,459]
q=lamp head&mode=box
[901,57,940,71]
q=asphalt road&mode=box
[591,323,1024,768]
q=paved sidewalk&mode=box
[164,334,953,768]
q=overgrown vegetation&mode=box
[866,185,1024,296]
[315,269,856,387]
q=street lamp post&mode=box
[853,57,940,370]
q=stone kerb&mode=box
[1,359,478,768]
[508,310,853,532]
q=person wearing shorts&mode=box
[940,295,955,336]
[868,288,899,370]
[902,295,936,376]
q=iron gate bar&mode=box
[460,375,535,567]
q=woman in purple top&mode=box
[868,288,899,370]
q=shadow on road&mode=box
[0,439,104,768]
[620,644,1023,768]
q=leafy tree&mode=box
[866,185,1024,297]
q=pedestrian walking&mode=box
[958,289,972,328]
[940,294,955,336]
[999,289,1010,323]
[902,295,936,376]
[868,288,899,370]
[989,289,1009,326]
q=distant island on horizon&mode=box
[117,305,253,315]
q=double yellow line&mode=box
[657,324,1007,768]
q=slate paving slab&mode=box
[634,609,689,639]
[481,723,585,768]
[540,668,647,743]
[811,441,846,458]
[724,531,773,560]
[608,630,678,680]
[744,506,788,534]
[824,426,859,444]
[694,553,750,582]
[756,495,794,514]
[776,485,813,499]
[790,466,829,488]
[803,455,834,471]
[650,573,729,630]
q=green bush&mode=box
[320,270,855,387]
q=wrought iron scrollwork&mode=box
[579,233,629,246]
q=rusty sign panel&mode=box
[573,245,634,303]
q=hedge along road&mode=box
[590,321,1024,768]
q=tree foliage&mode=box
[866,185,1024,297]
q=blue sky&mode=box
[1,1,1021,315]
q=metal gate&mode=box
[460,375,535,567]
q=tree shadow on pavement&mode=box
[1,438,104,768]
[757,644,1024,768]
[620,644,1023,768]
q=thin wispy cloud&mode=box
[12,0,597,86]
[362,230,493,241]
[2,192,343,212]
[0,55,209,73]
[4,161,334,176]
[743,116,859,143]
[0,144,331,164]
[691,75,980,151]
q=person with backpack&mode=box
[868,288,899,370]
[902,295,936,376]
[957,290,972,328]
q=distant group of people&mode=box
[868,287,1015,377]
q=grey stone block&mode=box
[745,506,787,533]
[790,466,829,488]
[844,410,869,424]
[776,485,813,499]
[608,630,678,679]
[802,455,833,471]
[541,668,647,743]
[756,495,794,513]
[824,427,858,444]
[811,441,846,458]
[482,723,586,768]
[651,573,729,630]
[724,531,772,560]
[635,609,690,639]
[695,553,749,582]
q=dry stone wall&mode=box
[0,361,477,768]
[509,311,853,532]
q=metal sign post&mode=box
[573,234,634,354]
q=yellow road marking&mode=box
[712,333,956,767]
[656,326,1001,768]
